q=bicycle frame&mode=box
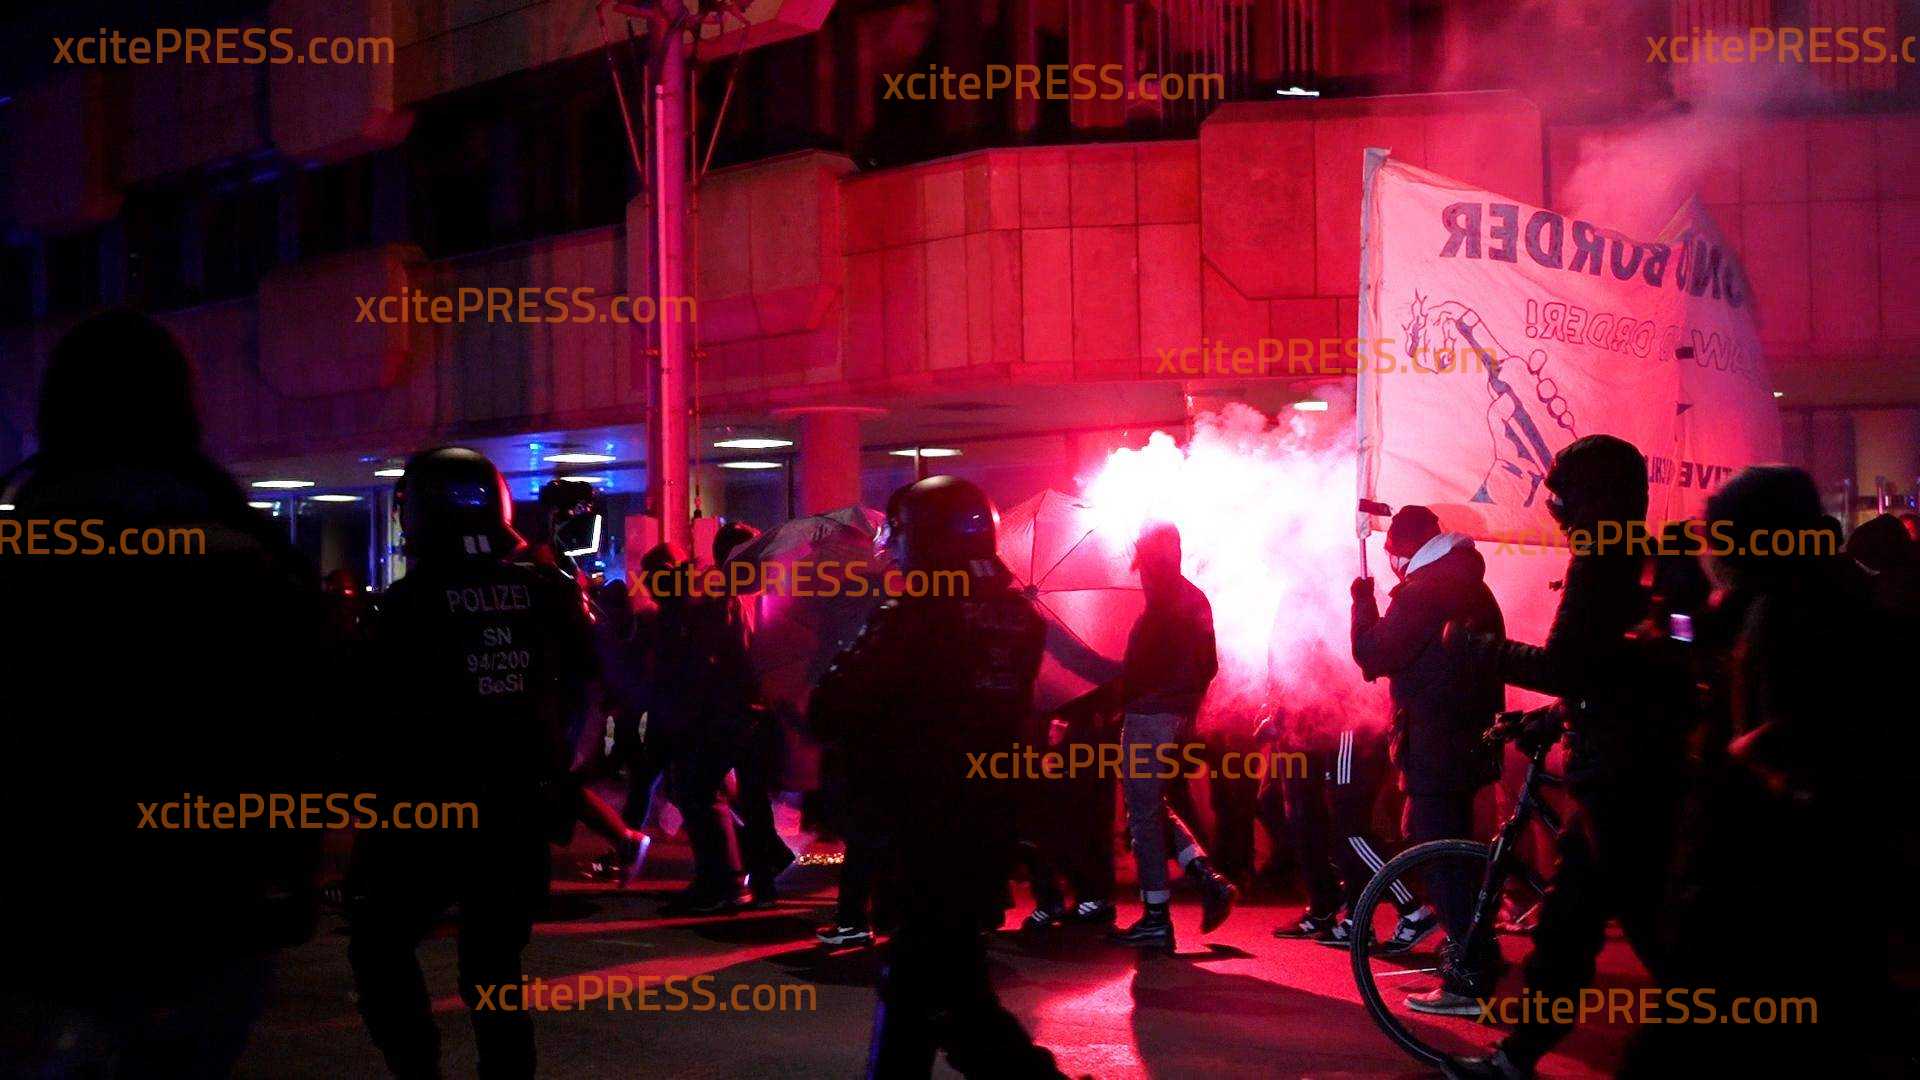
[1454,740,1562,964]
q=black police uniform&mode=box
[348,532,591,1078]
[812,568,1064,1079]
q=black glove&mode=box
[1487,704,1564,755]
[1351,576,1375,603]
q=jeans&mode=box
[1120,712,1206,904]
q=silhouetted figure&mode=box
[1638,467,1901,1076]
[1351,504,1505,1007]
[1108,521,1237,952]
[1449,436,1693,1078]
[1,309,322,1075]
[811,476,1064,1079]
[347,447,591,1079]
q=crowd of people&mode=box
[3,309,1914,1078]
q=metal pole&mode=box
[649,12,693,552]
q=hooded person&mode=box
[1105,520,1239,953]
[1845,512,1920,620]
[1348,505,1504,993]
[1446,435,1698,1079]
[637,539,762,914]
[710,519,796,908]
[0,310,324,1077]
[1626,465,1901,1077]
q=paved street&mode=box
[239,832,1640,1079]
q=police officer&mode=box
[810,476,1066,1079]
[348,447,592,1079]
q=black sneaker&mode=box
[1316,917,1357,949]
[1108,907,1175,952]
[1065,899,1117,926]
[1275,910,1338,940]
[1021,905,1067,933]
[1377,904,1440,955]
[814,923,874,947]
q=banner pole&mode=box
[1355,148,1391,577]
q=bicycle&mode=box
[1349,714,1565,1068]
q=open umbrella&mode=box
[730,504,892,721]
[996,489,1143,714]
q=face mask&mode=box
[1545,491,1573,529]
[1388,553,1411,580]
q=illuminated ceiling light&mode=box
[0,503,14,511]
[563,475,609,484]
[309,494,363,503]
[1277,86,1321,97]
[543,452,616,464]
[719,461,783,470]
[888,447,961,458]
[714,437,793,450]
[1772,391,1785,398]
[1292,399,1329,412]
[373,467,405,478]
[247,501,277,510]
[251,479,315,489]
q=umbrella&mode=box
[730,504,892,722]
[996,489,1143,714]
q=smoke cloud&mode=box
[1078,399,1388,737]
[1077,398,1569,739]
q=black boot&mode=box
[1186,856,1238,934]
[1108,903,1174,952]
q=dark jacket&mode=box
[1484,550,1666,784]
[2,454,324,984]
[810,572,1046,920]
[648,590,760,750]
[1352,536,1505,795]
[1122,575,1218,717]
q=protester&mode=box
[1631,466,1903,1075]
[641,541,758,914]
[810,476,1065,1078]
[1846,512,1920,619]
[1106,520,1237,951]
[1018,691,1119,932]
[0,310,324,1075]
[570,579,655,887]
[1344,505,1503,987]
[713,520,797,907]
[1446,436,1695,1077]
[1271,714,1434,950]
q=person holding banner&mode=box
[1349,505,1506,1011]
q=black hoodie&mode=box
[1352,536,1506,795]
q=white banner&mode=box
[1357,150,1781,545]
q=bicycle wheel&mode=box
[1349,838,1545,1067]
